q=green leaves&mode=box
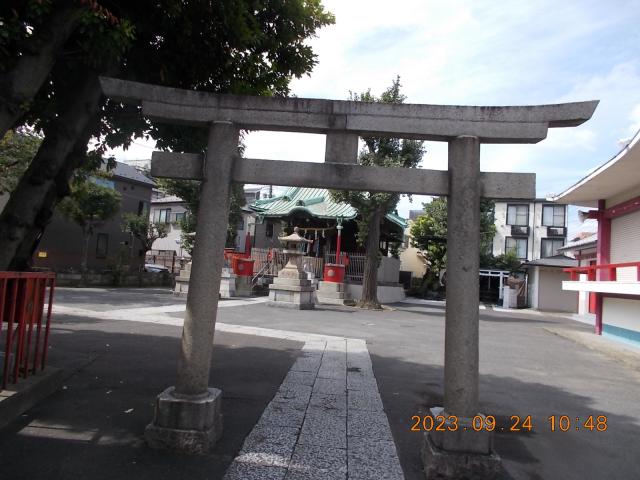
[410,198,497,271]
[0,128,42,194]
[122,212,168,253]
[331,76,425,246]
[491,251,522,274]
[58,179,121,230]
[410,198,448,271]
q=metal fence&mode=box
[0,272,56,389]
[251,248,369,282]
[251,248,325,279]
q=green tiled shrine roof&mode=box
[250,187,407,229]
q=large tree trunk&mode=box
[0,3,84,137]
[358,208,382,310]
[7,117,99,271]
[0,72,103,270]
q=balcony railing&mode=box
[547,226,566,237]
[564,262,640,282]
[510,225,530,236]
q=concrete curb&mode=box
[0,367,65,430]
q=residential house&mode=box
[553,129,640,345]
[32,161,155,272]
[148,187,260,263]
[522,255,579,313]
[492,200,568,261]
[148,191,191,266]
[244,185,272,204]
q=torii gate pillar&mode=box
[421,136,502,478]
[145,121,238,453]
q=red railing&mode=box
[564,262,640,282]
[0,272,56,389]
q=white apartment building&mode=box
[148,186,267,259]
[492,200,568,261]
[149,192,191,259]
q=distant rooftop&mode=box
[557,233,597,252]
[523,254,579,268]
[110,161,155,186]
[152,194,184,204]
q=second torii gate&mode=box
[100,77,596,478]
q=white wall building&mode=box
[492,200,568,261]
[149,189,258,259]
[553,129,640,346]
[149,192,191,259]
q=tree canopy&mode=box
[331,77,425,309]
[331,77,425,238]
[0,129,42,194]
[58,180,121,230]
[122,212,168,255]
[0,0,334,270]
[410,197,497,274]
[57,178,121,274]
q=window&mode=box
[506,237,528,259]
[174,212,186,223]
[157,208,171,223]
[138,201,149,216]
[265,222,274,237]
[506,204,529,226]
[96,233,109,258]
[542,205,565,227]
[541,238,564,258]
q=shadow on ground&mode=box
[371,351,638,480]
[0,318,302,480]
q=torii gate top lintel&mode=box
[100,77,598,144]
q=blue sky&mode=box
[110,0,640,234]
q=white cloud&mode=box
[103,137,156,162]
[628,103,640,134]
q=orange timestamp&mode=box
[410,414,608,432]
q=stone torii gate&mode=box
[100,77,596,476]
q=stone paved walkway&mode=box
[222,326,404,480]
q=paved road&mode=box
[4,287,639,480]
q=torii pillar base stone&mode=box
[145,387,223,454]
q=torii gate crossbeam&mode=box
[99,77,597,478]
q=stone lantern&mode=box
[268,227,315,309]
